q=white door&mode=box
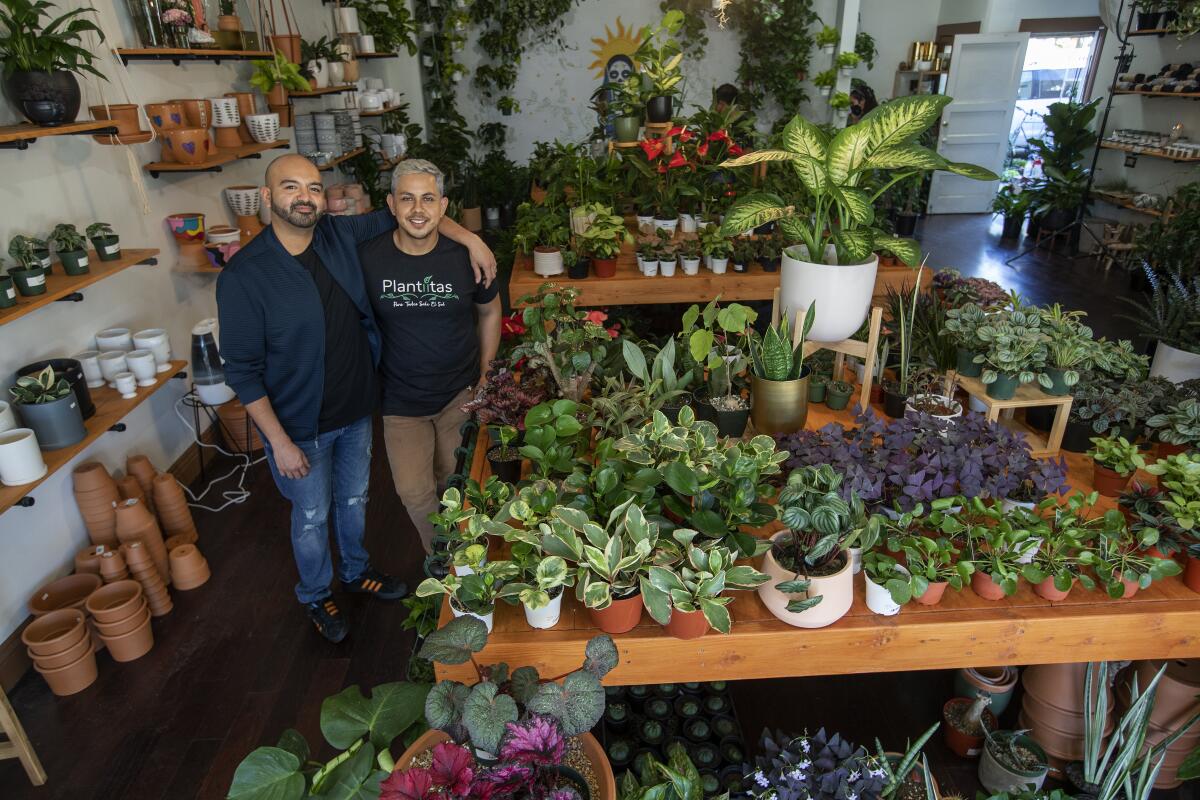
[928,32,1029,214]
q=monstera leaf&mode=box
[321,682,430,751]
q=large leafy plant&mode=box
[250,49,310,92]
[0,0,104,78]
[634,10,684,98]
[719,96,997,266]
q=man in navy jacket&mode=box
[216,154,496,642]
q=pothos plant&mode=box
[719,95,998,266]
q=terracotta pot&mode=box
[267,84,287,107]
[144,102,185,135]
[89,103,141,136]
[163,127,216,166]
[169,543,205,574]
[120,541,154,568]
[1018,708,1086,762]
[92,601,148,637]
[173,559,210,590]
[1157,441,1190,459]
[225,92,257,143]
[1022,693,1086,735]
[35,647,98,696]
[664,607,710,640]
[85,579,143,623]
[588,592,644,634]
[74,545,105,575]
[1129,660,1200,730]
[21,608,86,656]
[956,667,1019,715]
[153,473,197,534]
[98,612,154,662]
[28,573,102,615]
[971,571,1008,601]
[164,534,193,551]
[914,580,948,606]
[1023,663,1111,719]
[943,698,996,758]
[117,476,146,504]
[73,461,114,492]
[1032,576,1074,601]
[126,454,158,494]
[171,98,211,130]
[1122,577,1140,598]
[1093,463,1131,497]
[270,34,301,64]
[1185,556,1200,593]
[98,550,129,583]
[28,631,92,670]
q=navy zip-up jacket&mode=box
[215,210,397,441]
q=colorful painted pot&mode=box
[162,128,215,165]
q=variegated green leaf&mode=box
[835,228,874,263]
[863,94,952,152]
[946,160,1000,181]
[826,123,872,184]
[860,144,945,171]
[872,231,921,266]
[719,193,792,237]
[790,155,826,196]
[780,113,829,161]
[721,149,806,168]
[829,186,874,226]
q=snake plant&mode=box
[751,301,815,381]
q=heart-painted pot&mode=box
[163,127,215,165]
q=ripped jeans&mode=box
[263,415,372,605]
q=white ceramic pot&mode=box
[758,530,854,628]
[904,394,963,424]
[224,185,261,217]
[133,329,172,372]
[357,34,375,53]
[644,260,659,277]
[660,259,677,277]
[96,327,133,352]
[335,6,359,34]
[450,602,493,634]
[533,248,564,277]
[327,62,345,86]
[0,401,15,433]
[126,350,158,387]
[244,113,280,143]
[360,92,384,110]
[1150,342,1200,383]
[820,86,833,97]
[114,372,138,399]
[679,213,697,233]
[307,59,329,89]
[523,590,564,629]
[711,257,729,275]
[681,257,701,275]
[848,546,863,575]
[72,351,104,388]
[780,248,879,343]
[208,97,241,128]
[636,215,654,235]
[653,217,679,235]
[0,428,46,486]
[98,351,127,385]
[865,564,910,616]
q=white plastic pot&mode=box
[780,248,878,343]
[636,215,654,235]
[660,259,677,277]
[678,213,697,233]
[357,34,375,53]
[852,359,867,384]
[0,401,14,433]
[533,247,564,277]
[523,590,564,629]
[865,564,910,616]
[711,257,728,274]
[904,394,963,424]
[1150,342,1200,383]
[681,257,701,275]
[335,6,359,34]
[643,260,659,277]
[653,217,678,235]
[759,530,854,628]
[0,428,47,486]
[451,602,494,634]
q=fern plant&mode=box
[751,302,815,381]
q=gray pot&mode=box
[13,393,86,450]
[978,734,1048,794]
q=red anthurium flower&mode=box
[678,128,694,142]
[708,130,729,142]
[728,143,744,156]
[640,138,665,160]
[584,310,609,326]
[668,151,688,169]
[697,142,709,157]
[666,126,684,137]
[657,163,667,173]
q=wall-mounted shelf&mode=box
[359,104,404,117]
[355,52,398,59]
[0,120,119,151]
[0,249,159,328]
[1091,190,1166,217]
[1099,140,1200,163]
[144,139,290,178]
[317,147,365,171]
[1113,89,1200,100]
[1128,28,1175,37]
[289,85,356,98]
[0,361,188,515]
[115,47,274,65]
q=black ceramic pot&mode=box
[4,70,81,126]
[1001,214,1024,239]
[18,358,95,419]
[894,213,918,237]
[646,95,673,123]
[1062,419,1095,453]
[883,387,908,418]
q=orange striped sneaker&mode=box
[342,569,408,600]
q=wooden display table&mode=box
[435,400,1200,685]
[957,374,1072,458]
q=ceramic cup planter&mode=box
[97,327,134,352]
[9,265,46,296]
[133,329,173,372]
[73,351,105,388]
[759,531,854,628]
[126,350,158,387]
[244,113,280,144]
[865,564,911,616]
[98,352,127,387]
[21,608,87,657]
[523,589,564,629]
[163,127,217,165]
[0,428,47,485]
[978,734,1048,794]
[114,372,138,399]
[588,592,644,634]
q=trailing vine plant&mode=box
[660,0,710,59]
[413,0,472,198]
[727,0,819,129]
[345,0,418,55]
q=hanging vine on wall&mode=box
[412,0,473,197]
[345,0,418,55]
[659,0,710,59]
[726,0,819,129]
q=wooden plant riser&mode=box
[0,686,45,785]
[956,374,1072,457]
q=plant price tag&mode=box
[27,275,45,287]
[5,287,13,300]
[104,244,120,255]
[77,256,90,268]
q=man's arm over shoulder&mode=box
[215,267,268,405]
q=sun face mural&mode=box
[589,17,643,82]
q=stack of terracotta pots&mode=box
[956,666,1020,715]
[85,580,154,662]
[114,498,170,584]
[122,542,172,616]
[98,549,129,583]
[117,474,150,514]
[74,544,106,576]
[126,455,159,514]
[217,398,264,453]
[20,609,98,696]
[72,462,120,547]
[1020,663,1114,765]
[27,573,104,653]
[1117,660,1200,788]
[168,544,211,590]
[153,473,199,544]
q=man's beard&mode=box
[271,197,323,228]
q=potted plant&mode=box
[414,561,518,633]
[8,234,49,271]
[676,237,701,275]
[48,223,88,275]
[9,365,86,450]
[943,694,997,759]
[978,729,1048,794]
[1038,303,1095,396]
[699,223,731,273]
[505,550,572,630]
[830,91,852,114]
[249,49,309,122]
[1092,528,1183,598]
[757,232,782,273]
[825,379,853,410]
[1088,435,1146,497]
[944,302,989,378]
[903,368,963,424]
[748,303,814,434]
[7,255,45,296]
[641,542,768,639]
[562,248,587,281]
[809,373,829,404]
[813,68,837,97]
[760,465,857,628]
[862,551,912,616]
[0,0,104,126]
[85,222,120,261]
[964,499,1035,599]
[686,299,755,436]
[216,0,240,31]
[730,237,754,273]
[1147,397,1200,457]
[975,310,1049,400]
[720,97,997,343]
[510,283,613,401]
[634,10,683,124]
[611,73,644,142]
[576,203,632,278]
[519,399,585,479]
[901,534,973,605]
[836,51,860,73]
[991,185,1030,240]
[883,265,927,416]
[815,24,839,54]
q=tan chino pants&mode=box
[382,386,472,554]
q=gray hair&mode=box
[391,159,444,196]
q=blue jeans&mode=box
[263,416,372,604]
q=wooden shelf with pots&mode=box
[0,120,119,151]
[316,147,365,171]
[115,47,274,65]
[359,104,404,117]
[288,84,357,97]
[1113,89,1200,100]
[1091,190,1167,217]
[1099,140,1200,163]
[143,139,290,178]
[354,51,398,59]
[0,249,159,328]
[434,405,1200,686]
[0,361,188,516]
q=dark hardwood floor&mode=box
[0,214,1187,799]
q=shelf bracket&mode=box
[138,257,159,266]
[108,423,127,432]
[172,370,188,380]
[55,292,84,303]
[16,497,34,508]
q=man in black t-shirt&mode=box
[359,160,502,553]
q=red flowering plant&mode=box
[511,282,613,402]
[624,127,701,221]
[686,102,755,220]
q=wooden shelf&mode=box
[115,47,274,65]
[354,51,398,59]
[1091,190,1165,217]
[1113,89,1200,99]
[288,84,356,98]
[0,361,188,515]
[359,104,404,117]
[317,147,365,171]
[0,120,118,151]
[1129,28,1175,36]
[0,248,159,327]
[143,139,290,177]
[1099,140,1200,163]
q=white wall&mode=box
[0,1,424,644]
[939,0,989,26]
[855,0,944,101]
[983,0,1100,33]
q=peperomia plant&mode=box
[1089,435,1146,476]
[640,538,768,632]
[1143,452,1200,530]
[1147,398,1200,446]
[414,561,520,617]
[520,399,585,478]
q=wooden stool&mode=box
[0,685,46,785]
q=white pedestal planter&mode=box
[865,565,910,616]
[781,249,878,342]
[1150,342,1200,383]
[0,428,47,486]
[523,591,564,629]
[133,329,173,372]
[758,531,854,628]
[451,602,494,633]
[533,247,564,277]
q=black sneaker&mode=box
[306,597,349,643]
[341,568,408,601]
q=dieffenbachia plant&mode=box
[719,95,998,266]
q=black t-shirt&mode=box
[293,244,378,432]
[359,232,499,416]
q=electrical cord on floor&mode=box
[173,395,266,512]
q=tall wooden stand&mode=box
[0,686,46,786]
